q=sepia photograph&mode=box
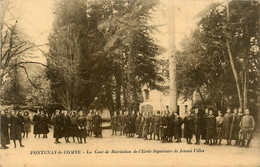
[0,0,259,166]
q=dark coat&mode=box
[9,115,22,140]
[230,114,243,140]
[77,116,87,137]
[63,115,71,137]
[168,114,175,137]
[70,115,78,137]
[129,114,136,133]
[124,115,130,134]
[159,115,166,138]
[33,114,40,135]
[1,114,10,145]
[223,112,233,139]
[194,113,203,136]
[52,114,64,139]
[93,115,102,136]
[206,115,216,139]
[135,115,142,135]
[153,115,160,135]
[23,115,31,133]
[39,114,49,134]
[17,114,25,133]
[174,116,183,139]
[184,115,195,138]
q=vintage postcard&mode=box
[0,0,259,166]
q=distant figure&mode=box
[77,110,87,143]
[9,110,24,148]
[206,110,216,146]
[239,109,255,148]
[184,111,194,144]
[153,111,160,141]
[1,110,10,149]
[215,110,224,145]
[142,112,150,140]
[174,112,183,143]
[52,110,63,144]
[223,107,233,145]
[194,109,202,145]
[17,110,25,138]
[111,111,119,136]
[63,110,71,143]
[93,111,102,138]
[118,111,124,136]
[39,110,49,138]
[33,110,40,138]
[70,111,79,143]
[23,111,31,138]
[86,110,93,136]
[129,111,136,137]
[230,108,243,146]
[135,112,142,138]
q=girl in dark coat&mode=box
[230,108,243,146]
[9,111,24,148]
[77,111,87,143]
[159,111,165,142]
[168,112,175,142]
[206,110,216,146]
[184,112,195,144]
[39,111,49,138]
[216,110,224,145]
[52,110,64,144]
[93,111,102,138]
[33,110,40,138]
[194,109,203,145]
[223,108,233,145]
[202,108,209,144]
[129,111,136,137]
[174,112,183,143]
[70,111,79,143]
[153,111,160,140]
[1,110,10,149]
[63,110,71,143]
[23,111,31,138]
[17,110,25,137]
[124,112,130,137]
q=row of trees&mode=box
[177,1,259,115]
[47,0,164,115]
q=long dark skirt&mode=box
[174,126,182,139]
[70,125,78,137]
[159,126,164,138]
[33,124,40,134]
[53,126,63,139]
[10,125,22,140]
[1,129,10,145]
[78,128,87,138]
[206,126,216,139]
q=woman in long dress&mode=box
[33,110,40,138]
[23,111,31,138]
[77,110,87,143]
[1,110,10,149]
[9,110,24,148]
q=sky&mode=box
[4,0,215,62]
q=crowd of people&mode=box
[0,109,103,149]
[110,107,256,148]
[0,106,256,149]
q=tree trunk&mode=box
[226,42,243,109]
[226,1,243,109]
